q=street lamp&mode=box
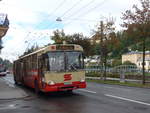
[56,17,62,22]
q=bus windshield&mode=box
[66,52,84,71]
[47,51,84,72]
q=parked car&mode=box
[0,71,7,76]
[0,65,7,76]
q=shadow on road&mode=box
[15,84,84,100]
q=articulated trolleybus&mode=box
[13,44,86,93]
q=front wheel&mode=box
[14,76,18,85]
[67,90,73,94]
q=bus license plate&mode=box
[64,82,71,85]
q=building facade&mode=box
[122,51,150,71]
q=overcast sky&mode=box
[0,0,140,61]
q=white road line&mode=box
[105,94,150,106]
[78,89,97,94]
[102,86,131,91]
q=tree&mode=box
[51,29,93,56]
[112,59,122,67]
[93,18,118,80]
[23,44,39,55]
[123,61,136,66]
[51,29,67,44]
[122,0,150,84]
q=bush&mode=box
[112,59,122,66]
[123,61,136,65]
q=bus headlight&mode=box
[81,79,85,82]
[48,81,55,85]
[42,77,45,82]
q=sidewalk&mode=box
[0,77,28,100]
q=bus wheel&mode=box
[34,80,39,95]
[67,90,73,94]
[14,77,18,85]
[21,77,25,86]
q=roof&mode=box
[18,44,83,60]
[123,51,150,55]
[19,47,46,59]
[138,58,150,61]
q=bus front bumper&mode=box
[41,81,86,92]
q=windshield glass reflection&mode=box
[47,52,84,72]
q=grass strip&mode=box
[86,79,150,88]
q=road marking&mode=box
[105,94,150,106]
[102,86,131,91]
[78,89,96,94]
[0,104,16,110]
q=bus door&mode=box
[18,62,22,83]
[38,55,45,89]
[23,60,27,85]
[20,62,25,84]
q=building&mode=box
[137,58,150,71]
[0,13,9,51]
[122,51,150,71]
[89,33,101,45]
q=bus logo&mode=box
[64,74,72,81]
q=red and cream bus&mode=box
[13,44,86,93]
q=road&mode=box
[0,74,150,113]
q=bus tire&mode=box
[67,90,73,93]
[14,76,18,85]
[21,77,25,86]
[34,80,39,95]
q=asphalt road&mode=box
[0,74,150,113]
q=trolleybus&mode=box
[13,44,86,93]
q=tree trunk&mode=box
[103,55,107,81]
[142,38,146,84]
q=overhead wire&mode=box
[46,0,67,19]
[49,0,96,28]
[24,0,68,52]
[1,1,68,58]
[39,0,70,29]
[60,0,83,18]
[63,0,95,20]
[77,0,109,17]
[30,0,96,31]
[63,0,109,27]
[24,0,67,36]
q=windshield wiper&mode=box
[69,63,78,71]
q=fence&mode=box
[85,65,142,74]
[85,65,150,82]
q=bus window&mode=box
[47,52,65,72]
[66,52,84,71]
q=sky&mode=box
[0,0,140,61]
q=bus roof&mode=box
[19,44,83,60]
